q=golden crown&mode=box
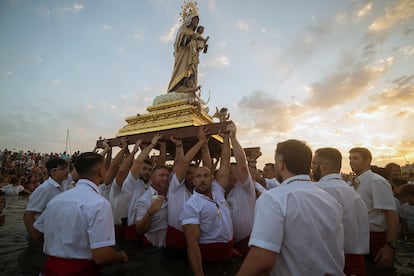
[180,1,199,23]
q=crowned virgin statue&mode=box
[167,1,202,93]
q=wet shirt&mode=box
[26,177,62,219]
[33,179,115,259]
[180,181,233,244]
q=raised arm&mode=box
[216,132,230,190]
[174,126,208,182]
[115,139,140,186]
[130,134,161,180]
[153,141,166,167]
[201,136,212,171]
[170,136,184,166]
[227,123,249,183]
[104,137,128,186]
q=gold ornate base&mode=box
[116,97,214,137]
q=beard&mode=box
[312,166,322,181]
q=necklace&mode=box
[285,178,310,185]
[204,196,222,218]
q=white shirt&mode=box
[121,172,147,225]
[226,174,256,242]
[1,184,24,196]
[180,181,233,244]
[167,173,192,231]
[400,203,414,232]
[265,178,280,189]
[255,182,267,195]
[317,173,369,254]
[356,170,396,232]
[109,179,128,225]
[26,177,62,219]
[249,175,345,276]
[134,186,168,247]
[33,179,115,259]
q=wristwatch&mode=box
[385,241,397,249]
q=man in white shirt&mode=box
[225,123,256,255]
[32,152,127,275]
[134,164,170,247]
[180,131,233,275]
[313,147,369,276]
[349,147,398,269]
[122,135,161,240]
[238,139,345,276]
[23,157,68,240]
[167,126,210,250]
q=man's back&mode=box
[250,179,344,276]
[34,180,115,259]
[318,174,369,254]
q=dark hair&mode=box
[46,158,68,174]
[399,184,414,197]
[74,152,104,178]
[315,147,342,171]
[385,163,400,179]
[276,139,312,175]
[264,163,275,171]
[151,165,170,176]
[349,147,372,163]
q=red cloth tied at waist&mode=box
[344,253,366,276]
[199,240,234,262]
[124,224,143,241]
[370,231,386,259]
[166,225,186,250]
[42,255,99,276]
[233,236,250,256]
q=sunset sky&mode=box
[1,0,413,172]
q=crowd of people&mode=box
[1,123,414,275]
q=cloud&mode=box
[101,24,111,31]
[399,46,414,56]
[235,20,251,32]
[207,0,217,12]
[34,54,43,63]
[2,70,13,76]
[214,56,229,66]
[51,80,63,86]
[306,61,387,108]
[238,91,304,133]
[160,22,180,42]
[73,3,84,12]
[357,2,372,17]
[370,75,414,106]
[126,27,145,41]
[368,0,414,32]
[53,3,85,16]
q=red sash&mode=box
[369,231,386,259]
[233,236,250,256]
[166,225,186,250]
[199,240,234,262]
[344,253,366,276]
[124,224,143,241]
[42,255,99,276]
